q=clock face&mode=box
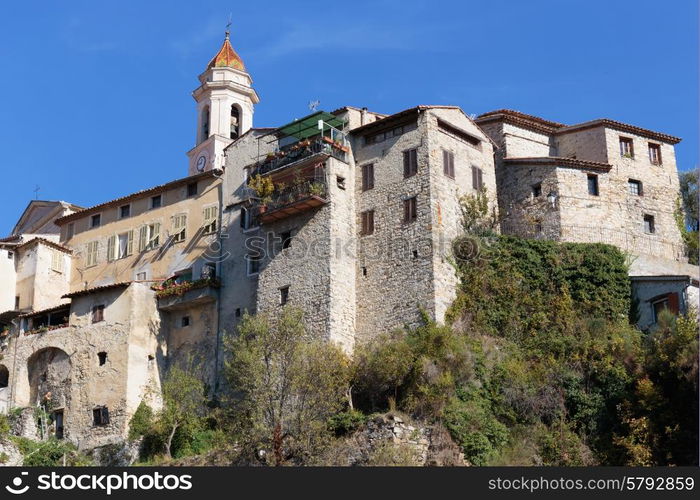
[196,155,207,172]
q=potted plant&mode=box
[248,174,275,208]
[309,182,325,197]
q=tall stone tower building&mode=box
[187,31,260,176]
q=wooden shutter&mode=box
[203,206,217,234]
[368,210,374,234]
[138,226,148,252]
[51,250,63,272]
[126,230,134,256]
[173,215,186,242]
[403,151,410,177]
[477,168,483,189]
[107,235,116,261]
[368,164,374,189]
[450,154,456,178]
[472,166,478,189]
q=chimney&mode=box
[361,107,368,126]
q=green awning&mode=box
[274,111,346,140]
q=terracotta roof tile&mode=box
[62,281,132,299]
[206,34,245,71]
[503,156,612,171]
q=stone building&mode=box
[0,33,695,451]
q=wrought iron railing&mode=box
[252,138,348,177]
[262,178,329,215]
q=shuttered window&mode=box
[362,164,374,191]
[403,149,418,178]
[443,150,455,178]
[86,241,98,267]
[203,206,217,234]
[51,250,64,273]
[361,210,375,235]
[173,215,187,242]
[139,223,160,252]
[471,166,484,190]
[403,197,417,223]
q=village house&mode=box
[0,31,695,450]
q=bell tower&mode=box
[187,28,259,176]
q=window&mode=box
[7,251,13,259]
[201,106,210,142]
[403,149,418,178]
[91,305,105,323]
[648,143,662,165]
[51,250,64,273]
[187,182,198,197]
[361,164,374,191]
[90,214,101,228]
[336,175,346,190]
[443,150,455,178]
[587,174,599,196]
[361,210,375,235]
[203,206,217,234]
[472,166,484,190]
[628,179,643,196]
[235,308,241,318]
[230,105,240,139]
[86,241,99,267]
[53,410,64,439]
[532,183,542,198]
[66,223,74,240]
[246,254,261,275]
[136,272,147,281]
[181,316,190,328]
[279,286,289,306]
[362,266,367,277]
[93,406,110,426]
[643,214,655,234]
[172,214,187,242]
[619,137,634,158]
[119,204,131,219]
[280,231,292,249]
[138,223,160,251]
[117,231,133,259]
[651,293,679,323]
[14,296,19,310]
[98,352,107,366]
[150,195,162,209]
[404,197,417,223]
[652,298,669,324]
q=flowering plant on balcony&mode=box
[152,277,221,299]
[248,174,275,204]
[24,324,68,336]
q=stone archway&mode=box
[27,347,71,409]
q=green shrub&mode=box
[12,437,93,466]
[128,401,154,440]
[328,410,367,437]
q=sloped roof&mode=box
[206,33,245,71]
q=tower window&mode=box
[201,106,210,142]
[98,352,107,366]
[643,214,655,234]
[93,406,110,426]
[628,179,643,196]
[279,286,289,306]
[587,174,599,196]
[404,197,418,223]
[648,143,662,165]
[231,106,240,139]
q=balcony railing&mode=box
[252,137,348,177]
[257,178,329,224]
[154,278,220,311]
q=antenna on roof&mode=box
[33,185,40,200]
[309,100,320,112]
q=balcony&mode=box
[257,178,329,224]
[252,137,348,177]
[154,278,220,311]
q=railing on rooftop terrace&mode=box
[252,137,348,177]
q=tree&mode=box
[677,169,699,264]
[225,308,351,465]
[158,360,207,458]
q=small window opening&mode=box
[181,316,190,327]
[280,231,292,250]
[362,266,367,277]
[97,352,107,366]
[337,176,346,190]
[280,286,289,306]
[235,308,241,318]
[93,406,110,426]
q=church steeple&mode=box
[186,28,259,176]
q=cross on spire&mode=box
[225,13,232,40]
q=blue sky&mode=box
[0,0,697,233]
